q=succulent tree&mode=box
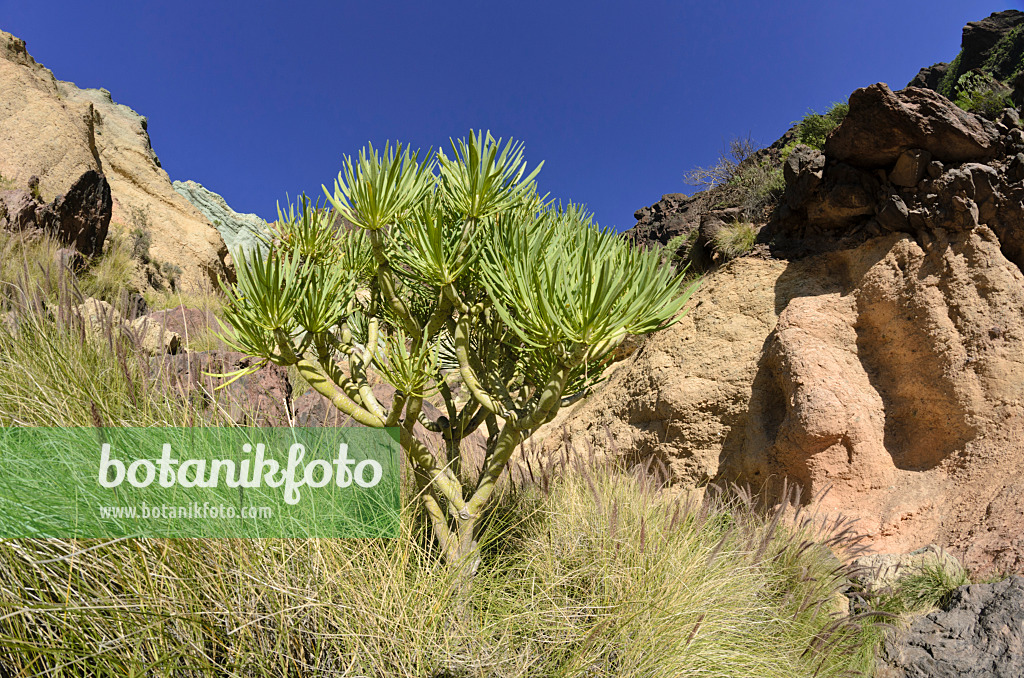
[221,131,696,567]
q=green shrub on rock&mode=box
[954,70,1014,117]
[793,102,849,150]
[712,221,758,260]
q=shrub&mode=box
[684,135,759,190]
[713,221,758,260]
[221,131,696,569]
[127,207,153,263]
[794,102,849,150]
[727,157,786,219]
[954,70,1014,118]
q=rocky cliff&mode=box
[0,30,230,291]
[909,9,1024,104]
[550,74,1024,575]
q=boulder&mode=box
[782,144,824,209]
[824,84,1000,167]
[889,149,932,187]
[879,576,1024,677]
[128,316,182,356]
[73,298,123,340]
[72,298,181,356]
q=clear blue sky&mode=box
[1,1,1013,230]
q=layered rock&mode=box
[0,30,230,290]
[172,180,270,258]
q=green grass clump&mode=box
[891,563,971,614]
[0,461,883,677]
[713,221,759,260]
[0,292,199,428]
[80,226,137,303]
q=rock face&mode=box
[173,180,270,258]
[0,30,229,290]
[879,577,1024,678]
[536,258,790,485]
[625,193,703,248]
[908,10,1024,101]
[554,83,1024,576]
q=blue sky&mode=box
[0,1,1014,230]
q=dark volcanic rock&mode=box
[625,193,702,249]
[0,170,111,257]
[51,170,112,257]
[880,577,1024,678]
[825,84,1001,167]
[908,63,948,90]
[768,82,1024,273]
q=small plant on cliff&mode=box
[793,102,849,150]
[713,221,758,260]
[684,135,759,190]
[128,208,153,264]
[954,70,1013,118]
[221,131,696,570]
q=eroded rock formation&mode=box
[0,170,112,257]
[0,30,230,290]
[547,82,1024,576]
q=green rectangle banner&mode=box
[0,427,400,538]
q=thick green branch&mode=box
[454,305,511,419]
